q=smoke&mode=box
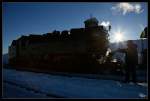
[100,21,110,27]
[111,3,144,15]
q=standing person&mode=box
[117,40,138,83]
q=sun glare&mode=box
[112,28,125,42]
[110,28,126,43]
[115,32,123,42]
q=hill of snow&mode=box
[109,39,148,52]
[109,39,148,64]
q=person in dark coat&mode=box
[117,40,138,83]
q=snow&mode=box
[3,83,47,98]
[3,68,148,98]
[139,93,147,98]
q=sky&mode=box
[2,2,148,54]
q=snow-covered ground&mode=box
[2,68,148,98]
[3,83,48,98]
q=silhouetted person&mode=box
[117,40,138,83]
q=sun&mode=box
[114,32,123,42]
[115,33,123,42]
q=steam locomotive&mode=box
[8,17,122,74]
